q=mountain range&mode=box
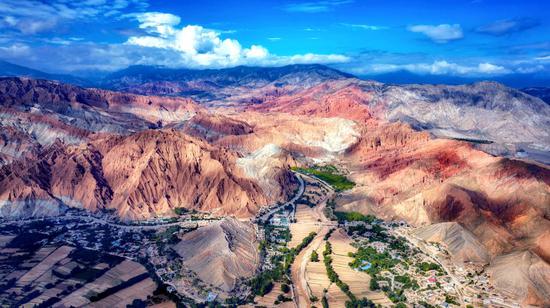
[0,61,549,305]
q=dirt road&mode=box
[290,191,335,308]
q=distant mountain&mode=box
[522,87,550,104]
[0,60,89,86]
[101,64,355,99]
[360,70,550,88]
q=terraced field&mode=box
[252,282,294,308]
[289,204,322,248]
[329,230,392,306]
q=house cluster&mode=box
[271,213,290,227]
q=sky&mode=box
[0,0,549,80]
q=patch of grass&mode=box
[292,165,355,192]
[334,211,376,224]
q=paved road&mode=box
[2,214,213,231]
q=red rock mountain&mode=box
[0,129,295,220]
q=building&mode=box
[206,292,218,302]
[271,214,289,226]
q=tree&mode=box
[369,278,379,291]
[311,250,320,262]
[281,283,290,293]
[322,295,329,308]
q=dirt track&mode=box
[290,191,335,308]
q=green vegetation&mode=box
[281,283,290,293]
[416,262,443,274]
[276,294,292,303]
[386,289,406,303]
[311,250,320,262]
[349,246,399,275]
[174,207,188,215]
[292,165,355,191]
[249,232,317,296]
[154,225,181,244]
[322,295,329,308]
[451,137,493,144]
[324,198,337,221]
[324,228,336,240]
[394,275,419,290]
[445,294,459,305]
[334,211,376,224]
[322,241,375,307]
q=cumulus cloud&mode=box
[354,60,510,76]
[476,18,540,36]
[0,0,148,34]
[408,24,463,43]
[284,0,353,13]
[125,12,349,68]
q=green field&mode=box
[334,211,376,223]
[291,165,355,191]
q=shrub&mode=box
[281,283,290,293]
[311,250,319,262]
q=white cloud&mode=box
[284,0,353,13]
[126,12,349,68]
[535,55,550,62]
[134,12,180,37]
[477,62,508,74]
[0,0,148,34]
[476,18,539,36]
[408,24,463,43]
[341,23,388,30]
[0,43,30,57]
[355,60,509,76]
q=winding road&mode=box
[256,172,305,224]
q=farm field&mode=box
[328,230,392,306]
[252,282,294,308]
[289,204,322,248]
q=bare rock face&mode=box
[181,112,254,143]
[0,130,287,220]
[488,250,550,306]
[0,77,202,133]
[249,80,376,124]
[413,222,490,264]
[173,218,259,293]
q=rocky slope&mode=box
[0,76,203,166]
[488,250,550,306]
[244,77,550,162]
[0,129,293,220]
[413,222,490,264]
[0,77,202,131]
[173,218,259,294]
[0,67,549,304]
[522,87,550,104]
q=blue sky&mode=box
[0,0,549,78]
